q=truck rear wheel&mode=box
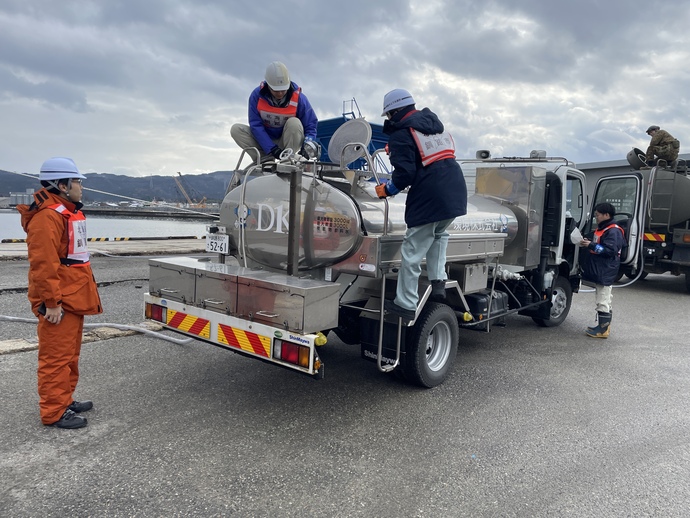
[533,276,572,327]
[404,302,459,388]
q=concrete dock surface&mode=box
[0,238,206,261]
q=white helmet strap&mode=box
[46,178,72,194]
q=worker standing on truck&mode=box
[231,61,318,163]
[17,157,103,429]
[579,203,625,339]
[375,89,468,321]
[645,125,680,166]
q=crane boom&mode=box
[174,172,195,206]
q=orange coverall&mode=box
[18,189,102,425]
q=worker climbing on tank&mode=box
[231,61,319,163]
[644,125,680,167]
[375,88,468,321]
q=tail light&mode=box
[273,339,310,368]
[145,303,167,323]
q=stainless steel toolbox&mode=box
[235,270,340,333]
[149,257,201,304]
[194,262,240,314]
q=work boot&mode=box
[586,311,612,339]
[68,400,93,413]
[431,280,446,301]
[50,409,87,429]
[384,299,416,321]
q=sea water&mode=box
[0,210,210,241]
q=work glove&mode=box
[300,137,320,159]
[375,179,399,198]
[270,145,284,159]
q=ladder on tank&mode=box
[648,159,688,231]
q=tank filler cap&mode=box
[327,118,372,167]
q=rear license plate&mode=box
[206,234,229,254]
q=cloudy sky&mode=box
[1,0,688,177]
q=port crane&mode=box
[174,172,206,208]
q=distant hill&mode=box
[0,170,236,203]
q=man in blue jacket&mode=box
[580,202,626,338]
[375,89,468,321]
[231,61,318,162]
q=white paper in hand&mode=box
[570,226,583,245]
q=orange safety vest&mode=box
[257,87,301,129]
[590,223,624,255]
[49,204,90,266]
[410,128,456,166]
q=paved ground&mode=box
[1,252,689,517]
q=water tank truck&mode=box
[144,120,592,387]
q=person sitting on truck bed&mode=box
[375,88,468,321]
[645,125,680,166]
[579,202,625,339]
[231,61,318,163]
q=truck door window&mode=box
[566,176,584,225]
[591,177,638,223]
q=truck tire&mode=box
[404,302,459,388]
[532,276,572,327]
[686,273,690,294]
[331,307,362,345]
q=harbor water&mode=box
[0,210,212,241]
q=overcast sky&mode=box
[1,0,688,177]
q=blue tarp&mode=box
[316,116,388,168]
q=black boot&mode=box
[68,400,93,413]
[586,311,611,339]
[384,299,416,321]
[431,280,446,301]
[50,409,88,429]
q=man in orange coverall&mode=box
[18,157,103,429]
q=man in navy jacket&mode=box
[376,89,467,321]
[580,202,626,338]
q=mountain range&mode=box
[0,170,236,204]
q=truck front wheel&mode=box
[533,276,572,327]
[404,302,459,388]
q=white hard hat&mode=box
[39,157,87,181]
[265,61,290,91]
[381,88,415,116]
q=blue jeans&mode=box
[394,219,453,311]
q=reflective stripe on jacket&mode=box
[48,204,90,266]
[257,87,301,129]
[410,128,456,166]
[590,223,624,255]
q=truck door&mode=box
[584,174,643,267]
[564,170,587,275]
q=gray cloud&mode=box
[0,0,688,175]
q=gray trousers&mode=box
[230,118,305,162]
[594,284,613,313]
[394,218,453,311]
